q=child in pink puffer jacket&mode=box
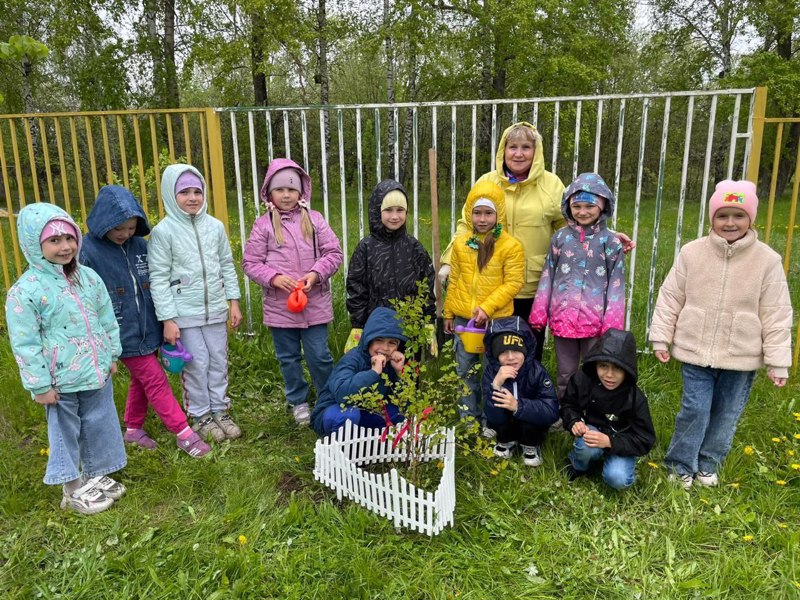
[242,158,343,425]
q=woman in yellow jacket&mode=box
[444,181,524,420]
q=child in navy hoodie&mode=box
[81,185,211,457]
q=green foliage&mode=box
[126,149,187,214]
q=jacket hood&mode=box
[16,203,82,275]
[359,307,407,351]
[161,164,208,222]
[561,172,615,225]
[368,179,407,239]
[483,316,537,370]
[465,180,507,228]
[86,185,150,239]
[260,158,312,206]
[581,328,638,382]
[495,121,546,185]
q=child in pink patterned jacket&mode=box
[242,158,343,425]
[529,172,626,400]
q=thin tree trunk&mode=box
[144,0,163,106]
[773,21,798,198]
[163,0,179,108]
[250,11,268,182]
[398,41,417,186]
[385,0,396,179]
[318,0,331,156]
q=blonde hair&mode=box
[271,206,314,245]
[505,124,541,148]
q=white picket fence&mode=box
[313,420,456,536]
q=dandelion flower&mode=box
[778,523,788,529]
[39,448,49,456]
[771,437,782,443]
[744,446,754,455]
[791,464,800,471]
[490,469,499,476]
[647,462,660,469]
[794,434,800,440]
[238,535,247,546]
[728,482,740,489]
[699,498,709,504]
[742,535,753,542]
[293,456,300,463]
[775,480,787,486]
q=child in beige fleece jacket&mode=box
[649,179,792,490]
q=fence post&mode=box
[746,87,768,185]
[204,108,229,231]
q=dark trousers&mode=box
[484,397,548,446]
[513,298,544,362]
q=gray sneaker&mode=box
[193,414,226,442]
[61,481,114,515]
[83,475,126,500]
[521,445,543,467]
[212,412,242,439]
[494,441,517,459]
[292,403,311,426]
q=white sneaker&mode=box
[83,475,126,500]
[521,445,543,467]
[482,425,497,439]
[669,473,694,490]
[493,441,516,459]
[292,403,311,426]
[695,471,719,487]
[61,481,114,515]
[548,418,564,433]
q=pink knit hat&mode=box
[708,180,758,224]
[39,218,79,244]
[267,168,303,194]
[175,171,204,195]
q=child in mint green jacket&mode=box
[6,203,127,515]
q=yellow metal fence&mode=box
[0,107,228,289]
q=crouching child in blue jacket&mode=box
[483,317,559,467]
[311,307,407,437]
[561,328,655,490]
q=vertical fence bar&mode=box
[116,115,130,188]
[9,121,27,209]
[23,119,41,202]
[612,99,626,230]
[337,109,348,277]
[625,98,649,331]
[645,97,671,340]
[413,106,419,238]
[38,117,56,202]
[745,87,767,184]
[0,123,20,279]
[205,109,228,227]
[393,108,399,181]
[319,110,330,220]
[182,113,192,165]
[199,113,210,198]
[552,101,560,174]
[166,114,175,160]
[593,99,603,172]
[470,105,477,185]
[572,100,582,180]
[765,123,784,245]
[698,95,718,237]
[374,108,381,182]
[301,110,309,173]
[532,102,539,126]
[229,113,253,333]
[83,117,99,198]
[99,115,113,184]
[283,110,291,159]
[512,102,518,123]
[148,114,163,217]
[132,116,149,216]
[68,118,88,221]
[674,96,694,258]
[53,118,72,214]
[356,108,365,239]
[450,105,457,237]
[726,94,741,180]
[247,112,261,219]
[741,92,755,178]
[490,104,497,171]
[265,112,274,163]
[431,105,437,250]
[784,142,800,275]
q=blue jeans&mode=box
[569,425,637,490]
[320,403,404,437]
[453,316,484,419]
[271,325,334,406]
[665,363,755,477]
[44,378,127,485]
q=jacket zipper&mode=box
[706,242,733,365]
[286,211,308,327]
[66,273,105,385]
[191,215,210,322]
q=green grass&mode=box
[1,190,800,599]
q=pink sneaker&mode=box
[177,431,212,458]
[124,429,157,449]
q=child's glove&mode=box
[344,328,362,353]
[425,323,438,357]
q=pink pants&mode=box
[121,353,189,434]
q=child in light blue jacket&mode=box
[6,203,127,515]
[148,164,242,443]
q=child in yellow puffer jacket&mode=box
[444,180,524,420]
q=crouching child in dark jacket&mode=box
[311,307,407,437]
[561,328,655,489]
[482,317,559,467]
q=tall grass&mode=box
[0,190,798,599]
